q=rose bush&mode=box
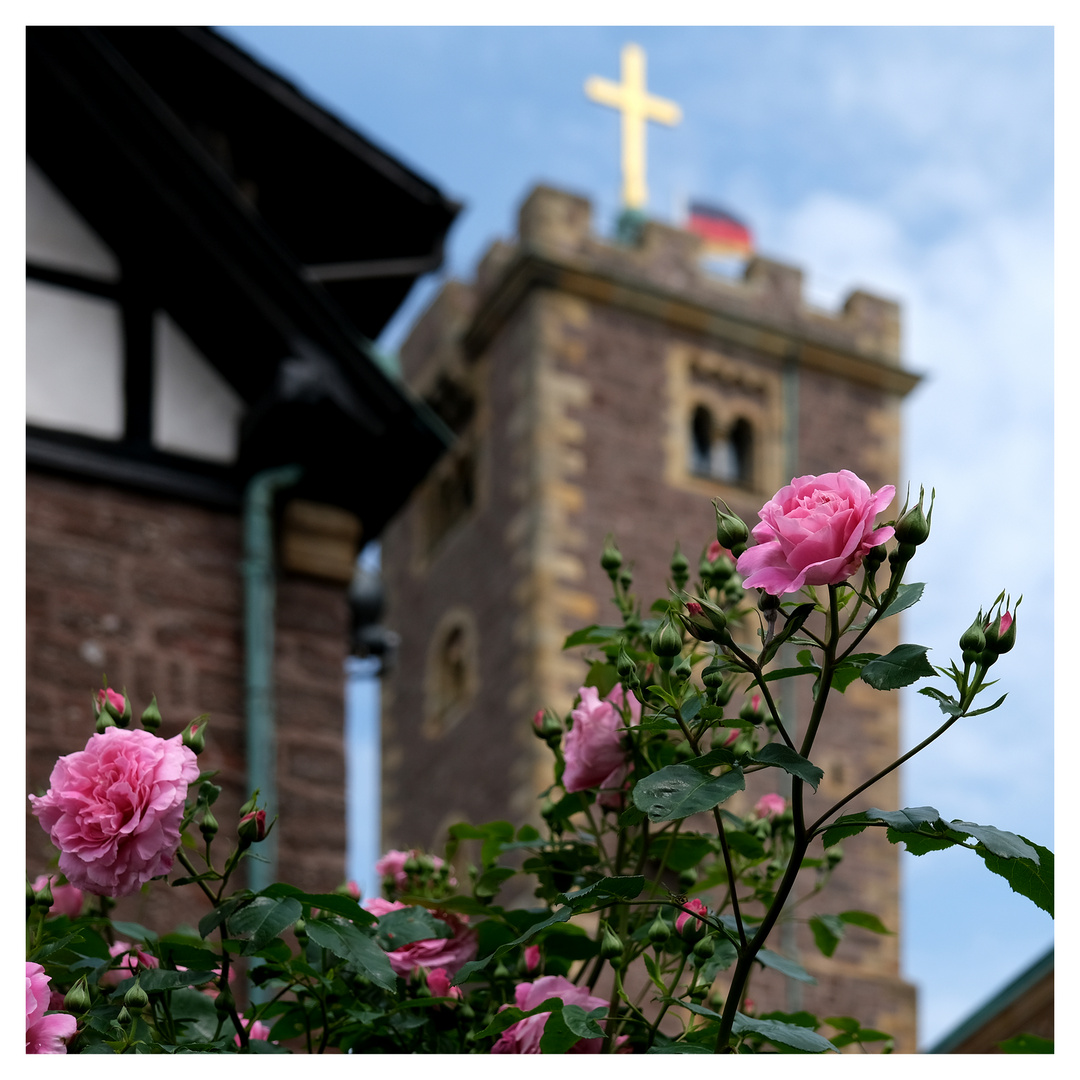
[735,469,895,595]
[24,469,1052,1054]
[29,727,200,896]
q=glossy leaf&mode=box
[632,763,745,822]
[304,918,397,992]
[539,1004,606,1052]
[980,839,1053,917]
[838,910,892,934]
[809,914,845,957]
[228,896,302,955]
[563,625,622,649]
[374,907,451,951]
[732,1013,839,1053]
[860,645,935,690]
[750,744,823,791]
[756,948,816,983]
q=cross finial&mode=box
[585,43,682,211]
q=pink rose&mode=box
[31,875,84,918]
[365,898,478,977]
[736,470,895,596]
[524,944,541,973]
[98,940,159,988]
[754,793,788,820]
[426,967,463,1003]
[375,849,448,891]
[26,962,77,1054]
[491,975,626,1054]
[29,727,200,897]
[562,685,638,795]
[236,1018,274,1045]
[675,898,709,937]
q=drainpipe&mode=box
[242,464,302,895]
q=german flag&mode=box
[686,202,754,257]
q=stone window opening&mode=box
[689,405,754,487]
[423,610,478,738]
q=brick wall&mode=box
[26,470,349,934]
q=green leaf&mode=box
[258,883,376,924]
[632,763,745,822]
[809,914,844,957]
[756,948,816,984]
[561,875,645,906]
[829,655,878,693]
[110,921,158,943]
[947,821,1037,861]
[304,918,397,992]
[998,1033,1054,1053]
[980,839,1053,917]
[539,1004,606,1052]
[877,582,925,620]
[617,804,646,828]
[227,897,302,956]
[761,665,819,683]
[918,686,963,717]
[750,744,823,791]
[966,692,1008,717]
[889,831,955,855]
[374,906,450,950]
[865,806,942,831]
[198,896,246,940]
[642,951,668,995]
[859,644,936,690]
[838,910,892,934]
[563,625,622,649]
[732,1013,838,1053]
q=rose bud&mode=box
[647,911,671,944]
[959,613,986,655]
[693,934,716,961]
[95,686,127,721]
[600,535,622,578]
[670,544,690,589]
[894,485,934,546]
[651,616,684,669]
[183,715,209,754]
[714,501,750,554]
[599,925,624,961]
[238,809,267,845]
[199,808,220,841]
[739,694,768,725]
[63,976,92,1014]
[124,980,149,1011]
[140,694,162,733]
[675,898,709,942]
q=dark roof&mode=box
[925,948,1054,1053]
[26,26,460,536]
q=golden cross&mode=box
[585,43,682,211]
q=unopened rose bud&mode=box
[124,979,149,1011]
[95,711,117,734]
[647,912,671,944]
[403,853,421,874]
[670,545,690,589]
[524,944,541,972]
[239,791,259,817]
[618,567,633,593]
[199,809,219,841]
[739,694,767,725]
[889,542,917,570]
[693,934,716,961]
[714,501,749,554]
[140,694,162,732]
[675,898,708,942]
[116,1006,132,1025]
[600,535,623,578]
[64,976,92,1014]
[533,708,563,742]
[183,715,208,754]
[959,614,986,654]
[213,986,235,1015]
[599,925,623,961]
[894,485,934,546]
[238,809,267,845]
[492,960,511,980]
[701,662,725,689]
[96,686,126,720]
[34,878,54,912]
[651,616,684,668]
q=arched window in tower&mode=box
[688,405,754,488]
[423,610,478,738]
[690,404,714,476]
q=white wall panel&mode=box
[26,158,120,281]
[152,312,244,463]
[26,280,125,438]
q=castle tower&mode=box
[381,184,920,1050]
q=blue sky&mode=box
[219,24,1055,1049]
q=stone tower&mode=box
[381,184,920,1049]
